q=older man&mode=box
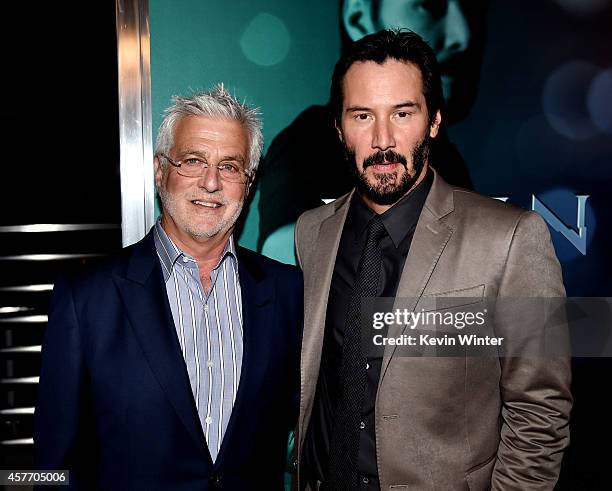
[35,85,302,490]
[295,30,571,491]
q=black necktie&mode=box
[326,214,386,490]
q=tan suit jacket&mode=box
[294,170,571,490]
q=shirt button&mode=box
[359,421,365,430]
[204,304,209,312]
[205,416,212,425]
[207,361,214,368]
[366,362,370,370]
[362,476,369,484]
[182,256,189,263]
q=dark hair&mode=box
[330,28,444,126]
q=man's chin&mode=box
[186,225,225,239]
[187,205,242,240]
[359,179,409,206]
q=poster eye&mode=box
[416,0,447,18]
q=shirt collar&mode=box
[153,218,238,282]
[350,167,433,248]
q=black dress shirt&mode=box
[303,169,433,490]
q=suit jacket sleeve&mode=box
[491,211,572,490]
[34,275,94,488]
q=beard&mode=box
[344,134,431,206]
[157,179,244,239]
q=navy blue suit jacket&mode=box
[34,231,303,490]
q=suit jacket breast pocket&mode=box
[421,284,485,307]
[465,453,496,491]
[412,284,487,336]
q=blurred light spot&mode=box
[587,68,612,134]
[515,116,573,178]
[240,13,290,67]
[553,0,610,16]
[542,61,600,140]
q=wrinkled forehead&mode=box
[171,115,249,156]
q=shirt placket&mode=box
[189,256,226,460]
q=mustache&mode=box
[363,150,408,169]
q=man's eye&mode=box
[355,113,371,121]
[218,163,239,174]
[183,158,204,167]
[416,0,446,17]
[394,111,414,120]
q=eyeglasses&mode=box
[158,154,252,183]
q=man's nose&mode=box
[442,1,471,56]
[196,165,222,193]
[372,120,395,151]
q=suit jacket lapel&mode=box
[114,233,211,462]
[300,192,353,445]
[214,248,275,465]
[380,171,455,380]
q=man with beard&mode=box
[295,30,571,490]
[257,0,488,260]
[35,85,303,490]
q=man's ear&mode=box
[429,110,442,138]
[343,0,376,41]
[154,155,163,189]
[335,120,344,143]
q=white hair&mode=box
[155,84,263,174]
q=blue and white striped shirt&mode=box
[153,220,243,461]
